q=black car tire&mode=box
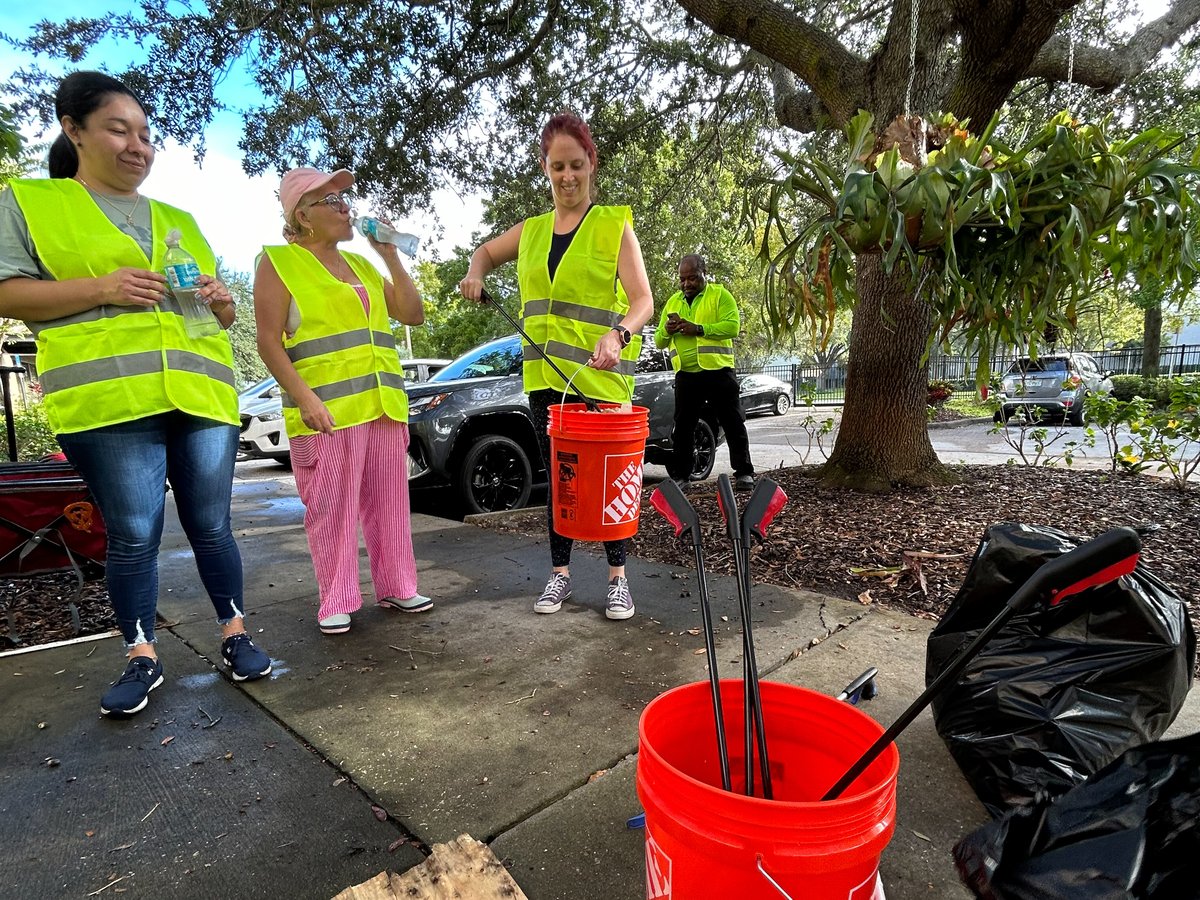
[773,393,791,416]
[690,419,717,481]
[1068,396,1087,426]
[458,435,532,515]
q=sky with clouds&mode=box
[0,2,483,277]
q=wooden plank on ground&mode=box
[333,834,528,899]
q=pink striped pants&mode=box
[290,416,418,618]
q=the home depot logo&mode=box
[602,453,644,526]
[645,828,671,899]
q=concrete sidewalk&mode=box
[1,477,1195,900]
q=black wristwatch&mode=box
[611,324,632,346]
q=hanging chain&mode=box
[1066,11,1075,88]
[904,0,920,117]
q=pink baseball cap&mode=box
[279,167,355,221]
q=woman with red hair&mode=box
[459,112,654,622]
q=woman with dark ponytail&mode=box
[0,71,272,718]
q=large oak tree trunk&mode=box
[821,256,951,490]
[1142,302,1162,377]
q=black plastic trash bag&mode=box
[927,523,1194,817]
[954,732,1200,899]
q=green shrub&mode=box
[1110,375,1186,408]
[1110,375,1153,403]
[12,402,61,460]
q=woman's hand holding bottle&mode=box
[97,267,169,308]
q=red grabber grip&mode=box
[1008,527,1142,612]
[742,478,788,544]
[649,481,700,544]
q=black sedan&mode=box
[738,373,792,417]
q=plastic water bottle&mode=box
[163,229,219,338]
[352,216,420,257]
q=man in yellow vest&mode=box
[655,255,755,490]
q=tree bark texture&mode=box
[1142,304,1163,378]
[822,257,949,490]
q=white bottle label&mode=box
[165,262,201,290]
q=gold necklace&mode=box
[77,178,142,226]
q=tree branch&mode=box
[675,0,867,127]
[1026,0,1200,90]
[769,64,833,132]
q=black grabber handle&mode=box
[479,288,599,411]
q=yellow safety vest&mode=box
[263,244,408,437]
[516,205,642,403]
[9,178,237,435]
[661,284,736,371]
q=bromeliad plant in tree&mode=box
[753,111,1200,380]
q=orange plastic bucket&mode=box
[637,680,898,899]
[548,402,649,541]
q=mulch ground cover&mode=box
[6,465,1197,660]
[483,465,1200,661]
[2,570,115,651]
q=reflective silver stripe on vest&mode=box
[522,299,621,329]
[27,303,154,338]
[286,328,372,363]
[285,328,397,362]
[164,350,236,387]
[39,349,233,393]
[531,339,635,377]
[379,370,406,391]
[698,345,733,355]
[282,373,404,407]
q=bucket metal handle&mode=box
[756,855,793,899]
[558,359,633,410]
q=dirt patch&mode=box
[481,465,1199,665]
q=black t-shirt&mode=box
[546,205,594,281]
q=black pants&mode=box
[529,389,627,568]
[668,368,754,480]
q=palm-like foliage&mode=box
[750,110,1200,381]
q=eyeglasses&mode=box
[304,191,354,211]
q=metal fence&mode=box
[738,344,1200,406]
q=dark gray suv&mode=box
[405,334,722,513]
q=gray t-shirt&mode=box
[0,184,155,282]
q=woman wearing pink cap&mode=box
[253,167,429,634]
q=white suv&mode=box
[237,358,450,463]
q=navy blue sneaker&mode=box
[100,656,164,717]
[220,633,272,682]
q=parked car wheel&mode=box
[773,394,791,416]
[689,419,717,481]
[1067,396,1087,426]
[457,435,533,515]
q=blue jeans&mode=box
[57,412,244,650]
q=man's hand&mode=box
[676,320,702,337]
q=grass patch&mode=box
[945,395,991,418]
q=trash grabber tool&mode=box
[650,479,732,792]
[736,476,789,786]
[716,473,772,799]
[479,287,599,411]
[836,668,879,705]
[822,526,1143,801]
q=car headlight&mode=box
[258,410,284,422]
[408,393,451,413]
